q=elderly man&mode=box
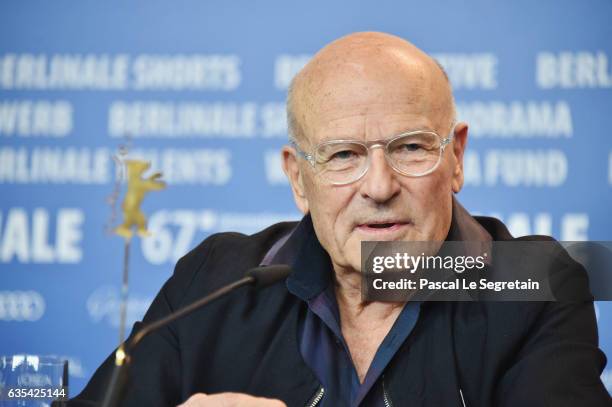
[71,32,610,406]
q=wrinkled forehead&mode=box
[294,45,452,144]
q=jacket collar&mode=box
[447,197,492,242]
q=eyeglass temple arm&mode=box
[290,140,315,166]
[441,122,457,149]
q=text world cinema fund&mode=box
[368,253,541,292]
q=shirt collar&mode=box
[285,214,333,301]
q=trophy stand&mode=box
[102,159,165,407]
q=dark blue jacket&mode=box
[70,202,610,406]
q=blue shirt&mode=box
[285,219,421,407]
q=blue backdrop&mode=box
[1,0,611,396]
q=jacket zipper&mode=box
[459,388,467,407]
[305,386,324,407]
[382,379,465,407]
[382,377,393,407]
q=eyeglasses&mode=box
[291,128,454,185]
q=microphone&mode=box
[246,264,293,289]
[100,264,291,407]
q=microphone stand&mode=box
[101,265,290,407]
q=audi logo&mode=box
[0,291,45,321]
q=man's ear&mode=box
[450,122,468,193]
[281,145,309,214]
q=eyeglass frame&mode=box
[290,126,455,186]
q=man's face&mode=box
[283,46,467,273]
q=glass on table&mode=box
[0,355,68,407]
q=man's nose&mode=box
[359,147,401,203]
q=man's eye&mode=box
[330,150,357,160]
[400,143,424,152]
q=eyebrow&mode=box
[315,127,437,144]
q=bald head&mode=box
[287,32,455,143]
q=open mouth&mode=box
[368,223,396,229]
[357,222,409,232]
